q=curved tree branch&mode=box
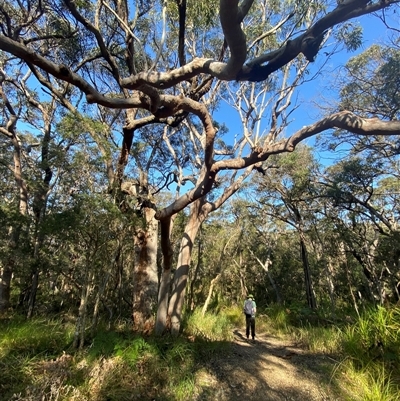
[211,111,400,174]
[238,0,400,81]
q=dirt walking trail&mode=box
[194,330,341,401]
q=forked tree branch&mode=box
[211,111,400,173]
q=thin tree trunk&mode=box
[202,273,221,316]
[366,235,384,304]
[236,252,248,300]
[300,235,317,309]
[326,258,336,315]
[26,107,53,319]
[0,263,13,311]
[27,270,39,319]
[73,269,92,349]
[265,264,282,304]
[339,242,360,317]
[92,271,110,335]
[250,249,282,304]
[0,103,28,311]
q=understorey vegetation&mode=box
[1,305,399,400]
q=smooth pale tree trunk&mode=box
[161,172,252,335]
[73,269,93,349]
[202,273,221,316]
[250,249,282,304]
[189,236,202,312]
[168,199,204,336]
[326,258,336,315]
[133,206,159,333]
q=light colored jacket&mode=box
[243,299,257,317]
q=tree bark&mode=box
[189,237,202,312]
[300,234,317,309]
[73,269,92,349]
[202,273,221,317]
[250,249,282,304]
[168,199,204,335]
[0,265,13,312]
[26,270,39,319]
[155,217,174,335]
[0,80,28,311]
[339,242,360,318]
[132,206,159,333]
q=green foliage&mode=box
[335,22,363,52]
[293,325,342,353]
[114,336,156,367]
[0,316,74,358]
[0,316,75,398]
[185,308,234,341]
[339,44,400,119]
[168,0,219,31]
[332,306,400,400]
[266,304,292,333]
[342,306,400,369]
[221,304,244,327]
[337,361,399,401]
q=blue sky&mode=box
[214,10,398,166]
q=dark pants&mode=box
[245,314,255,339]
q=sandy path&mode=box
[194,330,341,400]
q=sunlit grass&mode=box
[263,304,293,335]
[292,325,342,354]
[0,316,74,357]
[0,315,225,401]
[333,306,400,401]
[336,360,399,401]
[0,315,76,398]
[185,308,234,341]
[342,306,400,367]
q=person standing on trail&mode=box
[243,294,256,341]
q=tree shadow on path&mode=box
[194,330,342,401]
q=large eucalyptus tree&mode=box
[1,0,400,333]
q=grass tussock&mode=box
[185,308,234,341]
[336,360,399,401]
[292,325,342,354]
[334,306,400,401]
